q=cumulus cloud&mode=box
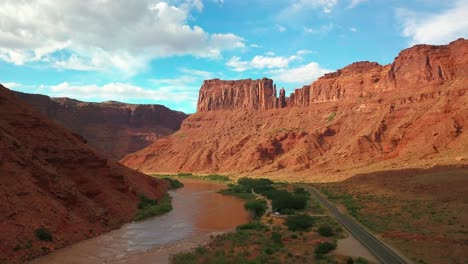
[304,23,334,34]
[0,0,244,75]
[272,62,332,84]
[348,0,368,9]
[227,54,300,72]
[397,0,468,45]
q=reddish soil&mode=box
[122,40,468,181]
[14,92,188,159]
[0,85,167,263]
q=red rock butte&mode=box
[197,38,468,112]
[122,38,468,180]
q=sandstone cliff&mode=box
[0,85,167,263]
[14,92,188,159]
[197,39,468,109]
[122,39,468,180]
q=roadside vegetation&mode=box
[171,178,351,264]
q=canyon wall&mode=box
[15,92,188,159]
[122,39,468,180]
[0,85,167,263]
[197,38,468,110]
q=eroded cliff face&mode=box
[14,92,188,159]
[197,39,468,109]
[122,39,468,180]
[0,85,167,263]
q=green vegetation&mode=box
[285,214,315,231]
[152,173,231,183]
[327,111,337,122]
[314,241,337,259]
[35,228,53,242]
[171,181,351,264]
[134,193,172,222]
[244,199,267,219]
[318,225,335,237]
[163,177,184,189]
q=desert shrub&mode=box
[35,228,53,241]
[285,214,315,231]
[267,189,308,213]
[237,178,274,193]
[236,221,268,231]
[347,257,355,264]
[327,112,337,122]
[177,172,193,177]
[294,187,309,196]
[314,241,337,259]
[318,225,334,237]
[163,178,184,189]
[134,194,172,221]
[137,194,157,209]
[244,199,267,219]
[271,231,282,244]
[206,174,230,182]
[356,257,369,264]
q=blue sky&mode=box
[1,0,467,113]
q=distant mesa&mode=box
[14,92,188,159]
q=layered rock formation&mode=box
[0,85,167,263]
[15,92,188,159]
[123,39,468,180]
[197,39,468,109]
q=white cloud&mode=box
[304,23,334,34]
[0,0,245,75]
[282,0,338,16]
[348,0,368,9]
[272,62,332,84]
[227,54,300,72]
[350,27,358,32]
[277,25,287,32]
[2,82,22,89]
[397,0,468,45]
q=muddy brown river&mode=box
[31,179,250,264]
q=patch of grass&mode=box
[134,193,172,222]
[285,214,315,231]
[205,174,230,182]
[35,228,53,242]
[236,221,268,231]
[327,112,337,123]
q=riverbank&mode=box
[171,178,374,263]
[30,179,250,264]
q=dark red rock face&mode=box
[0,85,167,264]
[14,92,188,159]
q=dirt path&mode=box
[252,189,273,214]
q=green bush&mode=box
[271,231,282,244]
[206,174,230,182]
[327,112,337,122]
[177,172,193,177]
[163,178,184,189]
[318,225,334,237]
[244,199,267,219]
[237,178,274,193]
[314,241,337,259]
[356,257,369,264]
[285,214,315,231]
[267,189,308,213]
[134,194,173,221]
[35,228,53,242]
[236,221,268,231]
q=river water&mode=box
[31,179,250,264]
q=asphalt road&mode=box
[307,186,407,264]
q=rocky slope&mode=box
[122,39,468,180]
[14,92,188,159]
[0,85,167,263]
